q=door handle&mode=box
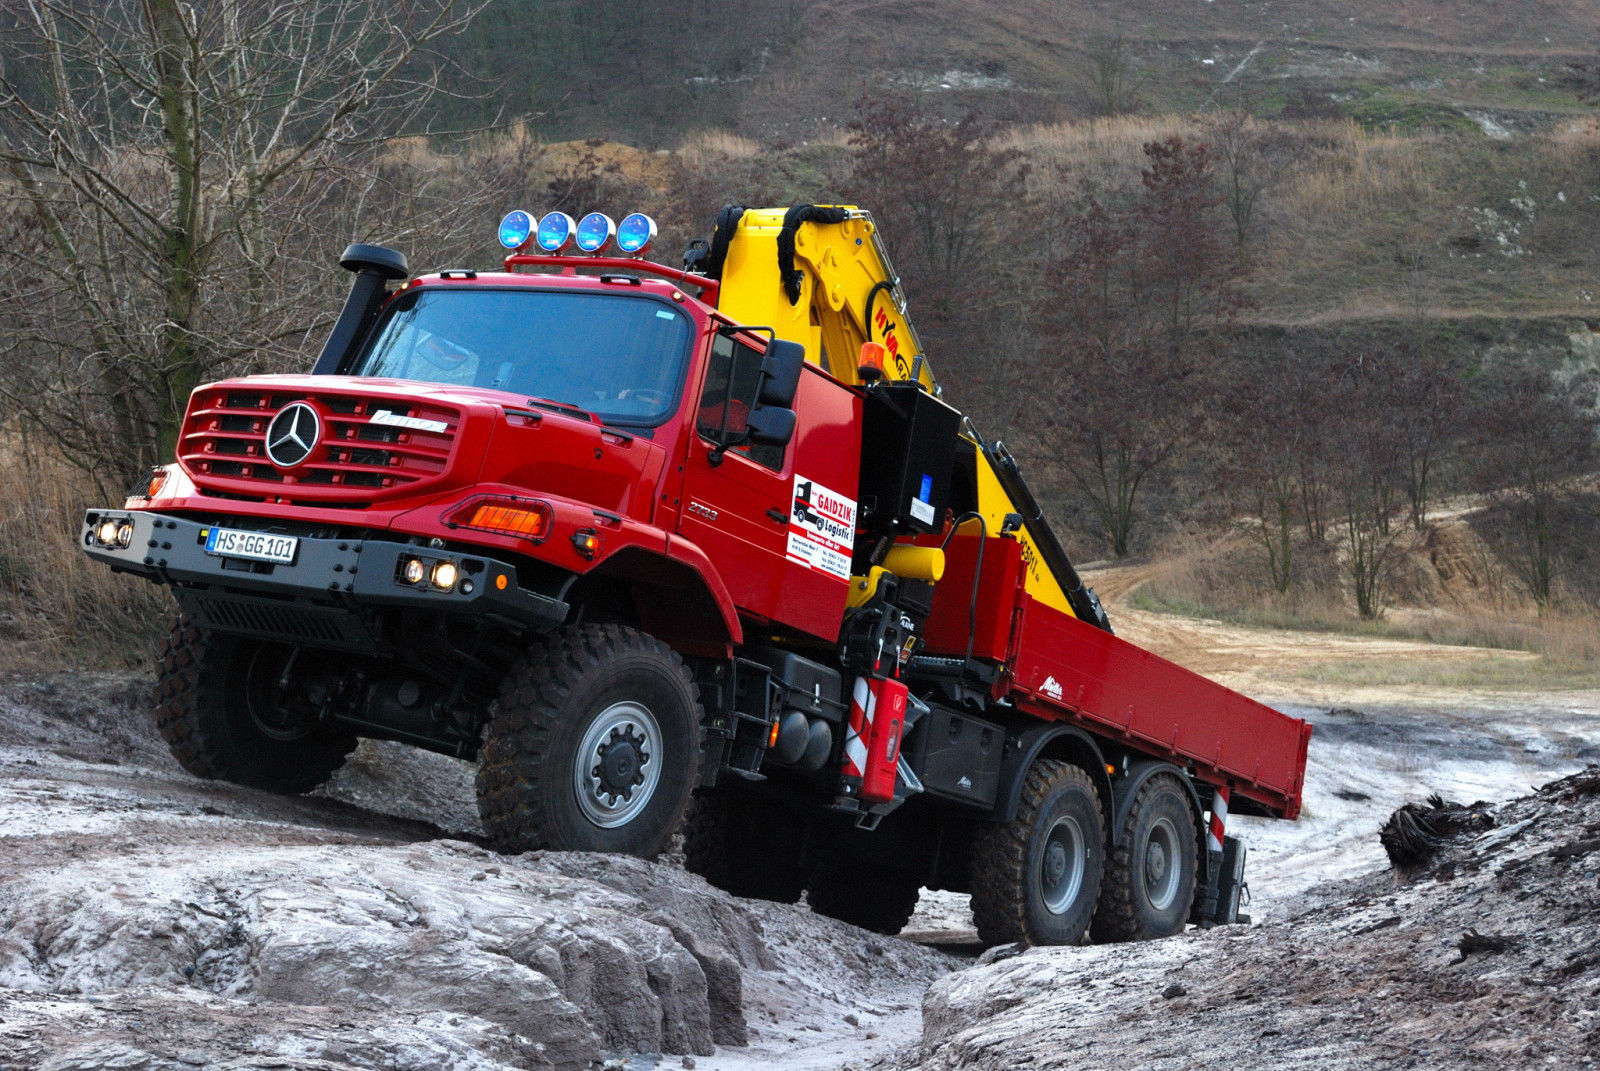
[766,508,787,524]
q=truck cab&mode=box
[84,207,1309,947]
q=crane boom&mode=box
[709,205,1110,630]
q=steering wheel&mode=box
[415,333,472,373]
[618,389,669,408]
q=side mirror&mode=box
[745,405,796,447]
[757,339,806,408]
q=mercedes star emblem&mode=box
[264,402,321,468]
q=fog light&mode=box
[430,560,458,590]
[115,522,133,548]
[402,557,426,584]
[95,519,120,545]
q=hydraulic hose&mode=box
[941,511,987,665]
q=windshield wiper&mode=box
[524,397,595,422]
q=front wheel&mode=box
[969,759,1105,947]
[153,616,358,794]
[475,624,702,857]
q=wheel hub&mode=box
[1142,816,1183,912]
[595,728,646,798]
[1039,814,1086,916]
[1044,841,1068,885]
[573,701,664,829]
[1145,842,1168,884]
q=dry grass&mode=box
[991,112,1600,322]
[677,129,763,166]
[0,429,170,671]
[1131,527,1600,689]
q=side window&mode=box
[697,333,785,471]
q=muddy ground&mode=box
[1,665,1596,1070]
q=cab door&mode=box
[677,332,859,641]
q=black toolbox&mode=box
[904,705,1004,807]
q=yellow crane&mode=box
[701,205,1109,630]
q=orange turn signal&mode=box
[570,528,601,560]
[448,495,553,542]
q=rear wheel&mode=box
[683,792,809,903]
[806,854,921,935]
[969,759,1104,947]
[476,624,702,857]
[153,616,358,793]
[1092,773,1199,942]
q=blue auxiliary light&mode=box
[616,213,658,256]
[498,209,534,250]
[536,212,577,252]
[575,212,616,254]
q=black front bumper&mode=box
[82,509,569,652]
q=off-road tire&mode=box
[476,624,702,857]
[682,792,810,903]
[969,759,1104,947]
[1092,773,1199,942]
[806,854,922,935]
[153,615,358,794]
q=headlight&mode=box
[93,518,132,548]
[430,560,458,590]
[401,557,426,585]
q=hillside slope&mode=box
[435,0,1600,142]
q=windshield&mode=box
[351,288,694,425]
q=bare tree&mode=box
[1198,105,1308,269]
[1467,365,1599,610]
[1329,351,1411,618]
[843,98,1030,407]
[1031,137,1240,557]
[1082,35,1141,118]
[1220,348,1329,594]
[0,0,486,480]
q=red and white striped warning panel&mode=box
[844,675,907,804]
[1208,787,1230,854]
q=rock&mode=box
[1161,983,1186,999]
[0,841,743,1068]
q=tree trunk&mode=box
[146,0,207,461]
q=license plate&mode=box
[205,527,298,564]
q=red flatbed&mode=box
[923,536,1311,819]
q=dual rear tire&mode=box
[969,760,1200,947]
